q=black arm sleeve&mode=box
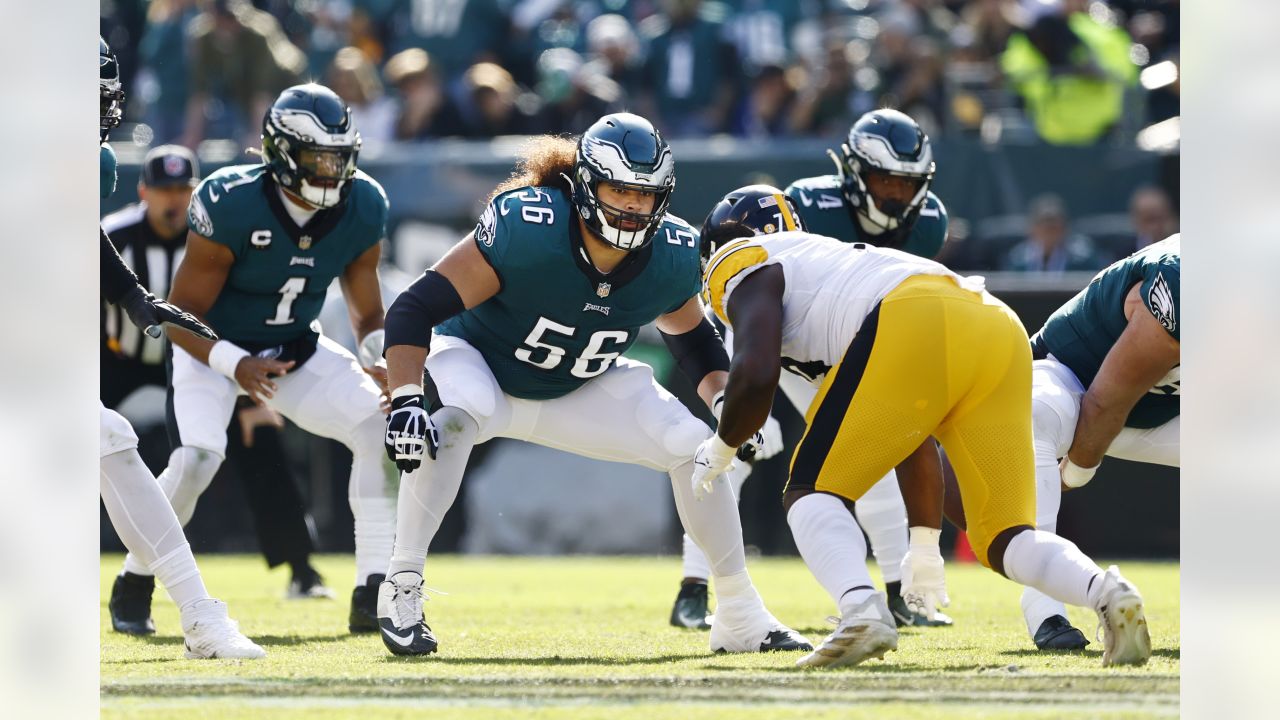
[660,316,731,388]
[101,226,140,304]
[384,270,467,350]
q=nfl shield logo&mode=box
[299,235,312,250]
[163,155,186,176]
[597,282,611,298]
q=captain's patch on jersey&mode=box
[1147,272,1176,334]
[188,194,214,237]
[475,202,497,247]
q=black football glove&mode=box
[384,393,438,472]
[119,285,218,341]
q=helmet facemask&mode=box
[99,39,124,142]
[575,168,672,251]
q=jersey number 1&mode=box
[515,317,629,379]
[265,277,306,326]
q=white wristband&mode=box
[358,329,386,368]
[391,384,423,399]
[710,390,725,421]
[909,526,942,548]
[1061,458,1099,488]
[208,340,249,381]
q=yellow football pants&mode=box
[786,274,1036,568]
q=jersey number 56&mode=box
[515,317,629,379]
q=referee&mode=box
[102,145,333,602]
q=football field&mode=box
[101,554,1179,718]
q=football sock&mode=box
[854,469,908,584]
[678,459,751,582]
[885,580,901,599]
[1003,529,1102,610]
[348,413,397,583]
[101,448,209,608]
[1019,460,1070,634]
[387,406,478,578]
[787,492,875,611]
[668,460,748,579]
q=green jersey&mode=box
[1032,235,1180,429]
[186,164,388,345]
[101,143,117,200]
[436,186,702,400]
[784,175,948,259]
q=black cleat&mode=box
[1034,614,1090,650]
[759,628,814,652]
[348,573,384,633]
[888,592,953,628]
[669,581,712,630]
[109,572,156,635]
[378,571,439,656]
[287,564,335,599]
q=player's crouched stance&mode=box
[375,114,810,657]
[696,186,1151,669]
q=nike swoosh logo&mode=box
[797,189,813,207]
[208,186,220,203]
[383,627,415,647]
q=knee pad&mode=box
[163,445,223,498]
[100,406,139,458]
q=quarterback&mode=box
[109,84,396,635]
[695,185,1152,669]
[99,37,265,659]
[377,113,810,657]
[674,109,952,629]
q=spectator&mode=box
[386,0,510,87]
[383,48,466,140]
[530,49,623,135]
[1129,185,1177,251]
[639,0,742,137]
[298,1,356,77]
[737,63,799,138]
[1002,194,1110,272]
[721,0,810,75]
[871,6,946,136]
[181,0,306,149]
[957,0,1018,61]
[136,0,201,144]
[789,40,870,138]
[1000,0,1138,145]
[328,47,397,144]
[584,13,644,103]
[457,62,537,137]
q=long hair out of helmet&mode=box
[699,184,805,268]
[100,37,125,143]
[571,113,675,251]
[261,83,362,209]
[829,108,935,246]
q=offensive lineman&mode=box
[99,36,265,658]
[695,185,1152,669]
[377,113,810,657]
[108,83,397,634]
[673,109,953,629]
[1016,235,1180,649]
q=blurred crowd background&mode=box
[100,0,1179,566]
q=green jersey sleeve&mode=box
[1139,247,1180,342]
[656,214,703,314]
[905,192,948,259]
[100,143,117,200]
[346,170,390,259]
[187,166,264,257]
[472,187,567,287]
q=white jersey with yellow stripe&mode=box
[702,231,974,384]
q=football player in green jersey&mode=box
[1016,235,1180,650]
[108,84,397,636]
[99,36,266,659]
[376,113,811,657]
[673,109,954,630]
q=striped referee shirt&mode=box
[101,203,187,366]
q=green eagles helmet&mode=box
[572,113,675,251]
[830,108,935,246]
[100,36,124,143]
[261,83,361,209]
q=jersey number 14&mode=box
[515,317,629,379]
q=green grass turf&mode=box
[101,554,1178,718]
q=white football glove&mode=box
[691,434,737,500]
[755,415,785,460]
[899,527,949,621]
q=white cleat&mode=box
[377,571,438,656]
[181,599,266,660]
[709,595,811,653]
[796,593,898,669]
[1093,565,1151,667]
